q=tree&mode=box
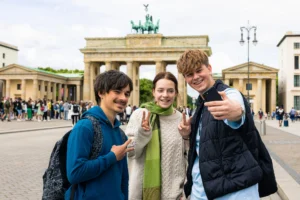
[37,66,83,74]
[187,95,193,108]
[139,78,153,105]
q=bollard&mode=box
[260,120,266,135]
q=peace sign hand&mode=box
[178,111,192,139]
[141,110,151,131]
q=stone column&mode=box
[21,79,26,100]
[58,83,62,101]
[64,84,67,101]
[155,61,166,74]
[2,81,6,98]
[127,62,134,106]
[224,79,230,86]
[177,74,185,107]
[271,79,276,111]
[41,80,45,100]
[33,79,38,100]
[52,83,57,101]
[257,79,262,110]
[90,63,96,103]
[76,84,80,102]
[132,62,140,107]
[105,62,112,71]
[6,79,10,98]
[239,78,244,93]
[96,65,101,76]
[47,81,52,100]
[83,62,91,101]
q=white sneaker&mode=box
[38,120,41,122]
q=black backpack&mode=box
[42,115,126,200]
[73,105,79,113]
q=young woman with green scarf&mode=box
[126,72,189,200]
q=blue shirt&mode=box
[190,88,259,200]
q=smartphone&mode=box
[201,87,222,102]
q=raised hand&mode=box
[178,111,192,139]
[204,91,243,121]
[141,110,151,131]
[111,139,134,161]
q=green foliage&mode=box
[187,95,193,108]
[37,67,84,74]
[139,78,153,105]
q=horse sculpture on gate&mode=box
[130,5,160,34]
[130,20,140,33]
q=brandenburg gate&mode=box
[80,34,211,107]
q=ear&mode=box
[98,91,104,99]
[207,64,212,74]
[152,89,155,97]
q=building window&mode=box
[295,96,300,110]
[17,84,21,90]
[295,56,299,69]
[51,87,53,92]
[294,43,300,49]
[2,53,5,59]
[45,86,48,92]
[2,63,4,67]
[295,75,300,87]
[39,85,41,91]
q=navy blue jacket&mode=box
[184,80,266,199]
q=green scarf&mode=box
[140,102,174,200]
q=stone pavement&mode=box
[0,128,69,200]
[256,119,300,200]
[0,118,72,134]
[0,119,299,199]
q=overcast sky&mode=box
[1,0,300,98]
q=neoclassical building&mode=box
[277,31,300,111]
[0,41,18,98]
[80,34,212,107]
[222,62,278,113]
[0,64,83,101]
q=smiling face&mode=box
[183,64,215,94]
[152,78,177,109]
[100,85,131,115]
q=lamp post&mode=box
[239,21,258,103]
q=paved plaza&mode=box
[0,119,299,199]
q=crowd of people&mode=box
[0,97,95,126]
[254,106,300,127]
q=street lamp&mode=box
[239,21,258,103]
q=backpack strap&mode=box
[70,115,103,200]
[82,115,103,160]
[120,129,127,143]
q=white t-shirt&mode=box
[126,106,132,115]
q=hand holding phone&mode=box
[201,87,222,102]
